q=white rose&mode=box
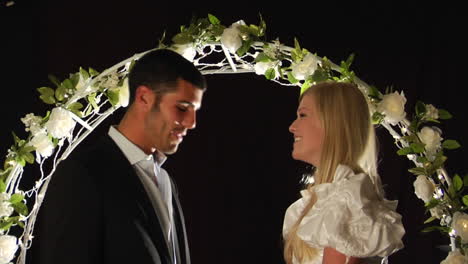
[254,61,280,76]
[0,202,13,219]
[291,53,319,80]
[440,250,467,264]
[263,39,283,59]
[0,194,12,219]
[0,197,13,218]
[418,126,442,155]
[29,131,54,158]
[172,43,197,62]
[424,104,439,120]
[377,91,407,125]
[75,73,89,94]
[413,175,435,203]
[118,78,129,108]
[21,113,43,136]
[45,107,76,139]
[452,212,468,242]
[0,235,18,264]
[221,21,245,54]
[102,74,119,89]
[430,206,444,219]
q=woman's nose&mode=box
[289,120,297,133]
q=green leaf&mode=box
[47,75,61,87]
[454,174,463,191]
[345,53,355,68]
[463,174,468,187]
[255,13,266,37]
[62,79,73,90]
[40,95,56,105]
[264,68,276,80]
[9,193,24,204]
[89,67,100,77]
[254,52,271,62]
[248,24,260,37]
[425,198,440,209]
[21,145,35,153]
[208,14,220,25]
[438,109,452,120]
[310,68,329,83]
[408,167,426,176]
[421,226,450,233]
[87,93,99,110]
[423,216,437,224]
[340,53,354,72]
[442,139,461,150]
[294,38,301,51]
[408,119,419,133]
[397,147,413,155]
[172,33,192,45]
[69,73,79,88]
[448,184,456,198]
[55,86,67,102]
[277,65,283,78]
[300,80,312,96]
[367,85,381,100]
[0,180,6,193]
[371,111,384,125]
[462,195,468,206]
[431,155,447,169]
[37,87,55,96]
[410,143,425,153]
[12,132,23,146]
[68,102,84,118]
[17,221,25,229]
[211,24,225,37]
[107,89,120,106]
[0,219,14,230]
[290,49,299,62]
[416,156,429,163]
[236,39,253,57]
[12,202,28,216]
[79,67,90,80]
[22,152,34,164]
[287,72,299,84]
[415,101,426,117]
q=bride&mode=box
[283,81,405,264]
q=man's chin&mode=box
[163,144,179,155]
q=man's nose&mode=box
[182,111,196,129]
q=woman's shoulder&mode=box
[284,164,405,258]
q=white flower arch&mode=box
[0,14,464,263]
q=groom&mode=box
[32,49,206,264]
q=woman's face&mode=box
[289,94,324,166]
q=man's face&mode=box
[144,79,204,154]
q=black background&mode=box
[1,1,467,263]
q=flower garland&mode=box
[0,13,464,264]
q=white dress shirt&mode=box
[108,126,176,262]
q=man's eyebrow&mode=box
[177,100,200,109]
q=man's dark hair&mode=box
[128,48,207,102]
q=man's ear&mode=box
[134,85,155,110]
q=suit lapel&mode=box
[171,180,191,264]
[99,137,173,262]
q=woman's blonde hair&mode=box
[284,81,382,263]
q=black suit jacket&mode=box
[30,135,190,264]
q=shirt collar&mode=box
[108,126,166,167]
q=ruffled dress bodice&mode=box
[283,165,405,264]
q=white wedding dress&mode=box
[283,165,405,264]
